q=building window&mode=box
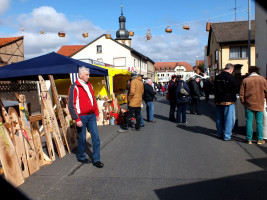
[215,50,218,61]
[96,45,102,53]
[230,46,248,59]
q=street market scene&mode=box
[0,0,267,199]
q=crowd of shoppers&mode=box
[68,64,267,168]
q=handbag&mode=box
[180,82,189,96]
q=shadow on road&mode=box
[154,170,267,200]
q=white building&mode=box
[63,5,155,80]
[155,62,194,83]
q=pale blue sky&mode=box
[0,0,255,65]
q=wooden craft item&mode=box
[48,75,70,153]
[38,75,66,158]
[61,97,78,151]
[31,121,46,167]
[8,107,29,179]
[0,99,15,144]
[97,100,105,126]
[0,118,24,187]
[15,94,39,175]
[40,102,56,161]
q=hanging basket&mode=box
[21,28,24,31]
[183,25,190,30]
[129,31,134,37]
[40,30,44,34]
[58,32,66,37]
[105,33,111,39]
[206,22,211,31]
[165,26,172,33]
[82,32,88,38]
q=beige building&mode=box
[207,21,255,77]
[255,2,267,77]
[155,62,194,83]
[0,36,24,66]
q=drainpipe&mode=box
[220,43,223,70]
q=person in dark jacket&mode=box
[214,63,240,141]
[168,75,177,121]
[175,75,190,125]
[189,77,201,115]
[144,79,157,122]
[203,78,214,102]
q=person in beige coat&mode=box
[119,74,144,132]
[239,66,267,145]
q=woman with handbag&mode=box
[175,75,190,126]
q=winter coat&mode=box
[68,79,99,122]
[189,80,201,99]
[175,80,190,104]
[214,71,240,103]
[128,76,144,107]
[168,80,176,103]
[203,79,214,94]
[239,73,267,111]
[143,83,156,102]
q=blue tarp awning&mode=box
[0,52,108,80]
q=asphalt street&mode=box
[17,95,267,200]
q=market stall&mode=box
[0,52,108,187]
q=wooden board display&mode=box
[60,97,78,151]
[38,75,66,158]
[16,94,39,175]
[48,75,70,153]
[8,107,29,179]
[40,102,56,161]
[0,118,24,187]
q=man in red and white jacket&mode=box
[68,66,104,168]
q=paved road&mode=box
[18,95,267,200]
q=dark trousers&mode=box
[169,101,176,121]
[177,103,187,123]
[190,98,200,114]
[125,106,141,130]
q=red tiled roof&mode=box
[57,45,85,57]
[0,36,24,47]
[155,62,193,72]
[195,60,204,66]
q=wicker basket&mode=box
[183,25,190,30]
[129,31,134,37]
[40,31,44,34]
[165,26,172,33]
[105,33,111,39]
[82,32,88,38]
[58,32,66,37]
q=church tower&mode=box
[115,4,132,47]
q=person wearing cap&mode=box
[239,66,267,144]
[214,63,240,141]
[118,74,144,132]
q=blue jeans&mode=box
[76,114,100,162]
[245,107,263,141]
[146,101,154,122]
[216,104,235,140]
[177,103,187,123]
[140,114,144,127]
